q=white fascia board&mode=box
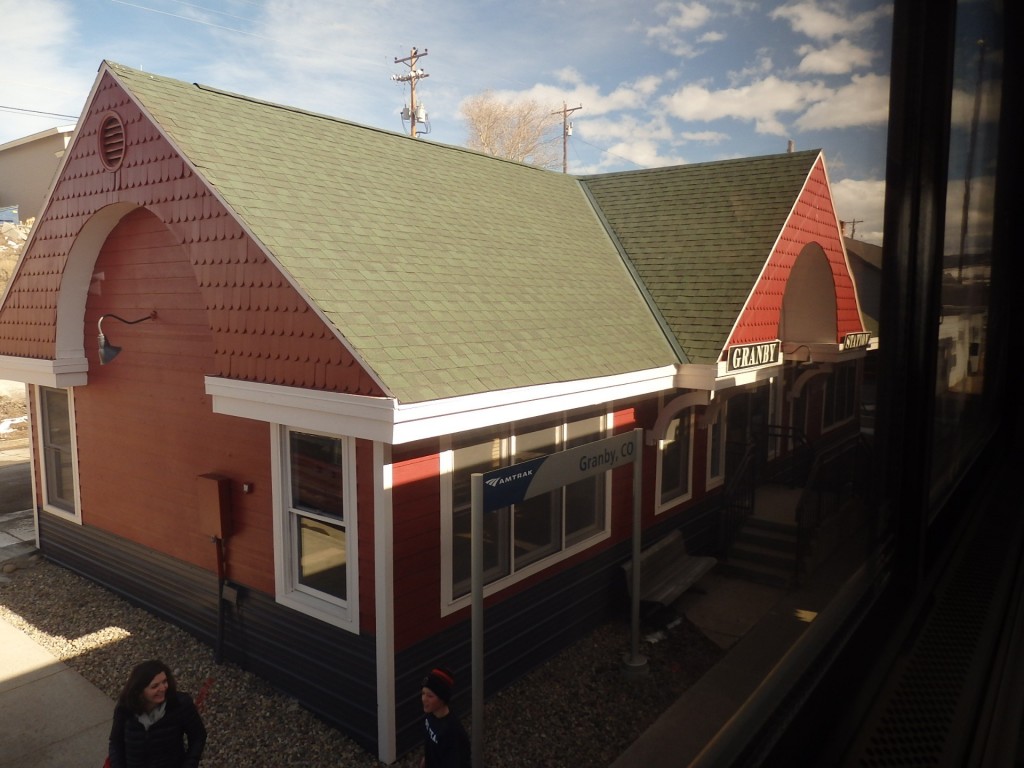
[206,366,678,444]
[674,362,782,392]
[0,356,88,387]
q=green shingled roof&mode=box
[108,63,678,403]
[581,151,820,365]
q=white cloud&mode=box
[771,1,893,42]
[661,76,831,135]
[727,50,774,86]
[600,139,689,170]
[655,1,714,30]
[646,1,715,57]
[581,114,676,144]
[949,80,1001,129]
[798,39,876,74]
[482,72,662,119]
[680,130,730,143]
[2,0,71,59]
[831,177,886,244]
[796,73,889,129]
[699,31,727,43]
[0,0,92,139]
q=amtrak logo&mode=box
[484,468,534,487]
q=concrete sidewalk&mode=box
[0,615,113,767]
[0,430,114,767]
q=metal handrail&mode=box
[794,433,871,580]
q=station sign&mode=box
[480,431,638,511]
[841,331,871,350]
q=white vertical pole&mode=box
[624,429,648,674]
[470,473,484,768]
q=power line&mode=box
[572,136,647,170]
[0,105,79,120]
[109,0,271,39]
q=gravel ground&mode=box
[0,553,723,767]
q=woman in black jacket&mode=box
[108,660,207,768]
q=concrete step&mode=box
[729,540,796,570]
[735,526,799,554]
[717,559,794,589]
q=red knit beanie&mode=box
[423,667,455,703]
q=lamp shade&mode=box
[96,311,157,365]
[97,333,122,365]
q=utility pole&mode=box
[958,38,986,282]
[842,218,864,238]
[551,101,582,173]
[391,47,429,138]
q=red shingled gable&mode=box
[0,71,383,396]
[724,157,864,351]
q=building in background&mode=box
[0,125,76,224]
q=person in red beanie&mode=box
[420,666,471,768]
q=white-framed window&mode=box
[768,376,784,459]
[823,362,857,429]
[706,402,727,490]
[272,426,358,632]
[656,408,694,513]
[36,385,80,521]
[442,412,611,611]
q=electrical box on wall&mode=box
[197,473,232,540]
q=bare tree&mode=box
[460,91,562,169]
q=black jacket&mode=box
[109,691,206,768]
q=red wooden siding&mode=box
[76,208,276,592]
[386,403,682,652]
[0,72,383,397]
[727,158,863,350]
[356,439,377,634]
[391,446,443,650]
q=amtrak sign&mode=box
[469,429,645,765]
[480,431,638,511]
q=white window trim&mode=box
[655,407,695,514]
[34,385,82,523]
[271,424,359,632]
[706,401,727,491]
[768,376,783,460]
[439,413,613,616]
[822,364,858,432]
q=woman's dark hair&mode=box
[117,659,178,715]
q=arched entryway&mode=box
[780,243,838,347]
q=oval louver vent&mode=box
[99,113,126,170]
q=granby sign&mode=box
[726,340,782,372]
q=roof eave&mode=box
[205,365,679,444]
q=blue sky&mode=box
[1,0,894,243]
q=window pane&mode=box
[513,425,560,569]
[452,435,510,596]
[41,387,75,511]
[709,409,724,479]
[565,415,606,545]
[932,0,1003,503]
[297,517,346,600]
[290,431,344,519]
[660,412,691,504]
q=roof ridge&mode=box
[105,60,564,175]
[580,148,821,181]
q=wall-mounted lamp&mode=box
[97,311,157,365]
